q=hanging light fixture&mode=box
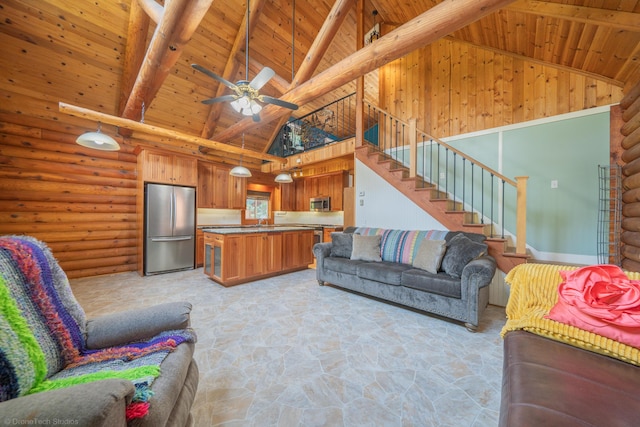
[230,134,252,177]
[275,171,293,183]
[274,0,296,186]
[76,123,120,151]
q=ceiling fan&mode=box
[192,0,298,122]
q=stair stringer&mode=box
[355,145,528,274]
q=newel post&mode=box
[409,118,417,178]
[515,176,528,255]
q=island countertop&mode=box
[202,226,314,234]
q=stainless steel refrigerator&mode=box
[145,183,196,275]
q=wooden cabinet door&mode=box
[265,233,282,273]
[330,172,347,211]
[197,161,215,208]
[280,182,296,211]
[244,234,265,278]
[222,235,243,281]
[281,231,299,270]
[299,231,314,265]
[296,180,308,211]
[213,167,230,208]
[141,150,173,184]
[173,155,197,186]
[317,175,331,197]
[228,175,246,209]
[196,229,204,267]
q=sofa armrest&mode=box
[86,301,192,349]
[0,379,134,427]
[313,242,332,259]
[461,256,496,296]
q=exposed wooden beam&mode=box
[263,0,357,154]
[137,0,163,24]
[121,0,213,121]
[213,0,518,142]
[506,0,640,32]
[59,102,287,165]
[118,0,150,117]
[200,0,267,139]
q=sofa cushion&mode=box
[412,239,447,274]
[357,262,412,286]
[324,257,364,275]
[330,232,353,258]
[440,233,488,278]
[401,269,462,298]
[351,234,382,262]
[380,230,449,264]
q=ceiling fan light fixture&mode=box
[275,172,293,183]
[76,124,120,151]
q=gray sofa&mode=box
[313,227,496,331]
[0,235,198,427]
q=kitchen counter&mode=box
[202,226,313,234]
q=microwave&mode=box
[310,197,330,212]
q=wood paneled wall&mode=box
[619,80,640,272]
[0,113,138,279]
[379,39,625,137]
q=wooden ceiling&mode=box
[1,0,639,167]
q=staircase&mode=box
[355,142,529,274]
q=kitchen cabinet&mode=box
[196,229,204,267]
[197,160,247,209]
[298,171,348,211]
[203,228,312,286]
[279,181,297,211]
[139,149,197,186]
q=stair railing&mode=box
[364,102,528,255]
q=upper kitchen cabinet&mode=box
[138,149,197,187]
[197,160,246,209]
[302,171,348,211]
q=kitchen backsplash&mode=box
[197,209,343,226]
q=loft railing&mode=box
[269,93,379,157]
[364,102,528,254]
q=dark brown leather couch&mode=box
[500,331,640,427]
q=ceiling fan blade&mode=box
[249,67,275,90]
[261,95,299,111]
[252,113,261,122]
[201,94,237,105]
[191,64,237,90]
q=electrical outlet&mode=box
[440,172,445,180]
[551,180,558,189]
[359,199,364,206]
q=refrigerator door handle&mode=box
[170,190,175,233]
[150,236,193,242]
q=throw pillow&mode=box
[440,233,488,278]
[351,234,382,262]
[330,232,353,258]
[412,239,447,274]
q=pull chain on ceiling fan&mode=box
[192,0,298,122]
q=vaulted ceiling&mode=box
[1,0,639,167]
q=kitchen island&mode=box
[203,227,315,286]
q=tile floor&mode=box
[70,268,507,427]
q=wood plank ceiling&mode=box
[1,0,639,167]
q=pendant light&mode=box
[274,0,295,185]
[275,172,293,183]
[230,134,252,178]
[76,123,120,151]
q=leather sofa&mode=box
[0,235,198,427]
[500,263,640,426]
[313,227,496,330]
[500,330,640,427]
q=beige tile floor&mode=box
[70,268,507,427]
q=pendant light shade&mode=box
[275,172,293,183]
[230,165,252,178]
[76,123,120,151]
[230,133,252,178]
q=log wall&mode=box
[619,79,640,272]
[0,113,138,279]
[379,38,625,137]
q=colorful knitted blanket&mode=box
[0,236,195,420]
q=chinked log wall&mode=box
[0,113,138,279]
[620,80,640,272]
